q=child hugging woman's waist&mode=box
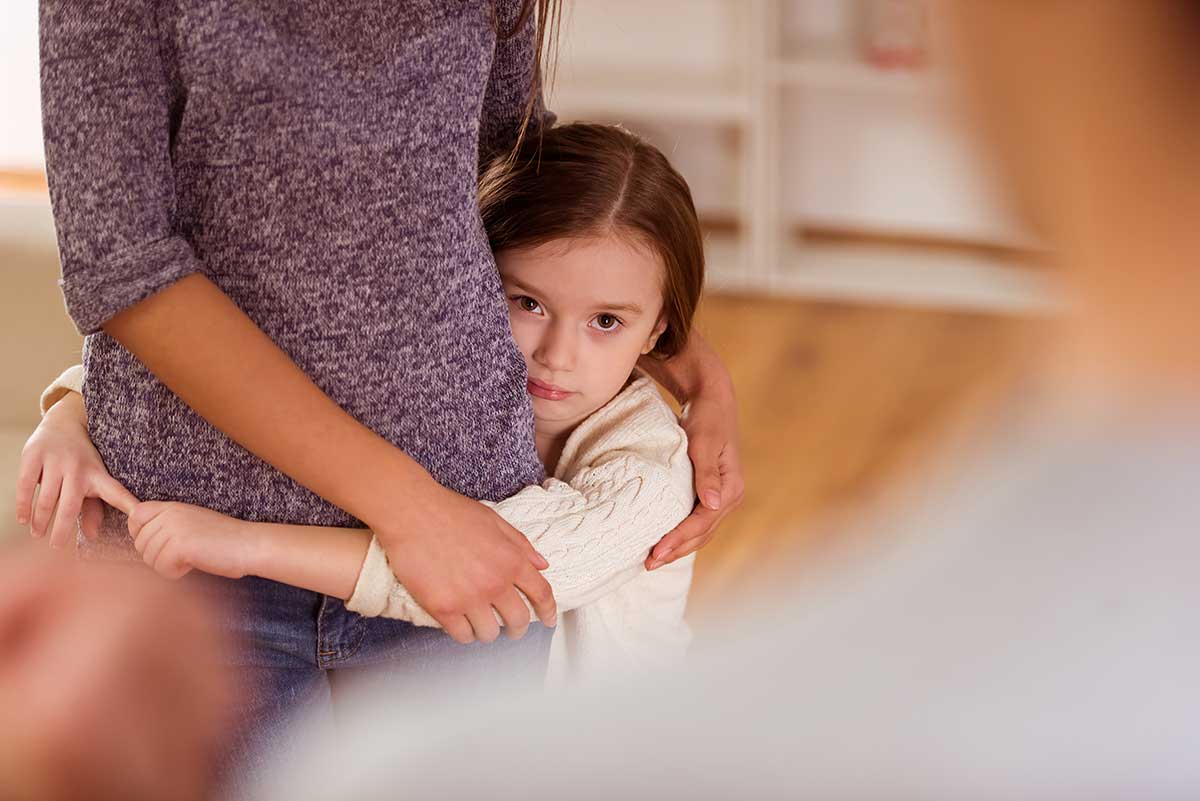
[32,122,708,686]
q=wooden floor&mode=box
[686,292,1027,621]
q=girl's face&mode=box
[497,235,668,432]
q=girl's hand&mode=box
[127,501,260,581]
[646,374,745,571]
[15,393,139,549]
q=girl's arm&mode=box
[40,0,553,643]
[637,331,746,569]
[125,500,371,599]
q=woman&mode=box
[35,0,743,778]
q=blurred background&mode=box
[0,0,1043,625]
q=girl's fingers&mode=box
[126,501,164,542]
[47,484,84,550]
[95,476,139,517]
[79,498,104,541]
[14,453,41,526]
[137,522,169,570]
[154,541,192,580]
[30,471,63,539]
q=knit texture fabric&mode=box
[347,375,698,686]
[39,1,547,554]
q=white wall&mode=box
[0,1,45,170]
[552,0,1025,246]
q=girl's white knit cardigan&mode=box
[346,374,697,688]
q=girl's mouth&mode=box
[527,378,575,401]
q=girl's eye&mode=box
[590,313,623,332]
[514,296,542,314]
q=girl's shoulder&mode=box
[555,373,690,483]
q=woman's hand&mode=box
[647,378,745,569]
[370,481,557,645]
[638,332,746,570]
[15,393,139,549]
[127,501,260,581]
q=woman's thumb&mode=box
[694,464,723,511]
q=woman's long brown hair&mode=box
[496,0,564,155]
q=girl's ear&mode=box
[641,317,668,356]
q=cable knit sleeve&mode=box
[346,379,695,625]
[39,364,85,415]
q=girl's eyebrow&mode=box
[598,301,644,315]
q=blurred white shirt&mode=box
[255,399,1200,801]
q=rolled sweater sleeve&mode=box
[346,380,696,626]
[41,0,201,335]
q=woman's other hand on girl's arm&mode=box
[16,393,139,549]
[369,484,556,644]
[637,331,746,569]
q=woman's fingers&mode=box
[658,533,711,566]
[30,471,63,539]
[492,590,532,641]
[515,565,557,628]
[690,435,746,513]
[692,454,724,512]
[647,505,713,569]
[503,524,549,570]
[650,436,745,570]
[79,498,104,541]
[466,605,501,644]
[441,616,477,646]
[47,483,84,550]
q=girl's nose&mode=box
[533,323,577,373]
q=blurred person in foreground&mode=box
[254,3,1200,799]
[0,547,236,801]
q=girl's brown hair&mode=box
[479,123,705,359]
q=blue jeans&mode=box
[198,575,553,791]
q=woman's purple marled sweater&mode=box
[40,0,546,536]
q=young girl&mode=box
[28,122,707,685]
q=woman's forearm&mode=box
[103,273,435,528]
[247,522,372,599]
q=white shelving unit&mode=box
[549,0,1051,313]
